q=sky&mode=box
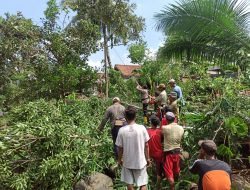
[0,0,175,68]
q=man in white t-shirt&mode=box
[116,106,150,190]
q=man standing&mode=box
[116,106,150,190]
[162,112,184,190]
[155,84,167,107]
[168,79,183,100]
[168,79,184,111]
[147,115,163,189]
[99,97,126,157]
[154,84,167,119]
[189,140,232,190]
[136,84,150,124]
[168,92,179,120]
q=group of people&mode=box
[136,79,184,123]
[98,79,232,190]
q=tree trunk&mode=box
[107,47,112,68]
[103,24,109,98]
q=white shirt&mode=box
[116,123,150,169]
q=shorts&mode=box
[163,153,181,180]
[151,155,163,176]
[121,166,148,187]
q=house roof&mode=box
[114,64,141,78]
[208,66,221,71]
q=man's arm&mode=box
[155,93,162,103]
[98,110,110,131]
[117,146,123,166]
[145,142,151,166]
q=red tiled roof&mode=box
[114,64,141,78]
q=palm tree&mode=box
[155,0,250,69]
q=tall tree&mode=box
[0,0,101,106]
[63,0,145,98]
[155,0,250,70]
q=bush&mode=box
[0,98,115,190]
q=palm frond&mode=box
[155,0,250,64]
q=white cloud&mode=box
[122,53,131,64]
[87,59,102,68]
[146,48,157,60]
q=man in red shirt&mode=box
[147,115,163,189]
[161,106,177,128]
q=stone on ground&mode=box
[74,172,113,190]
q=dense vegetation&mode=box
[0,0,249,189]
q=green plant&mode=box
[0,98,115,190]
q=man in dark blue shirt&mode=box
[189,140,232,190]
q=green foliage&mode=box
[64,0,145,47]
[225,116,248,137]
[181,76,250,164]
[0,98,114,190]
[0,1,100,108]
[155,0,250,71]
[128,43,146,64]
[217,144,234,160]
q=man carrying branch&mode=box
[136,84,150,124]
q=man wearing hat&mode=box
[154,84,167,106]
[99,97,126,157]
[153,84,167,119]
[162,112,184,190]
[189,140,232,190]
[168,92,179,120]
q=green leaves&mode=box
[128,43,146,64]
[0,98,114,189]
[224,116,248,137]
[155,0,250,64]
[217,144,234,159]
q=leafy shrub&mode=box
[0,98,115,190]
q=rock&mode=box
[74,172,113,190]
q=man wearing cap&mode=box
[99,97,126,157]
[162,112,184,190]
[168,92,179,120]
[189,140,232,190]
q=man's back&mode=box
[156,90,167,106]
[116,123,149,169]
[106,103,125,125]
[173,85,183,99]
[190,159,232,190]
[162,123,184,151]
[147,128,163,158]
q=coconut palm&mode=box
[155,0,250,68]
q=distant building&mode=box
[114,64,141,79]
[207,66,222,78]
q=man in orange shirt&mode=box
[189,140,232,190]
